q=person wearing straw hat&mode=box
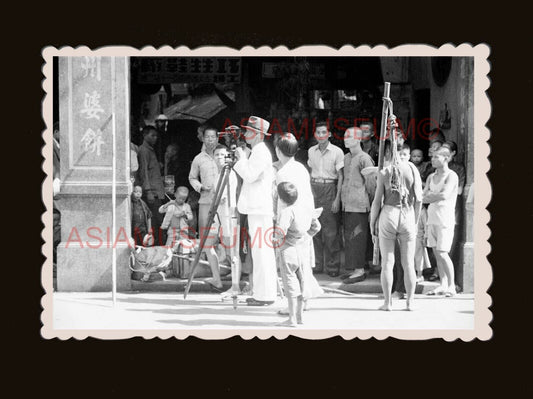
[233,116,277,306]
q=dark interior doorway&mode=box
[413,88,431,158]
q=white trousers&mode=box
[248,214,277,301]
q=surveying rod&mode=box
[372,82,391,266]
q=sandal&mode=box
[427,289,445,296]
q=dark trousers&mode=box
[343,212,369,270]
[311,182,341,272]
[143,196,164,246]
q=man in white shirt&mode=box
[233,116,277,306]
[307,122,344,277]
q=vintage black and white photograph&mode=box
[41,45,491,339]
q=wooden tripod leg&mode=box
[184,165,231,299]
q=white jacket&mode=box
[233,142,274,217]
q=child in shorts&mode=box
[275,182,311,327]
[159,186,194,247]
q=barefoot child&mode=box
[275,182,310,327]
[159,186,193,247]
[423,147,459,297]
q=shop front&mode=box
[54,55,474,292]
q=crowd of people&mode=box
[129,115,466,323]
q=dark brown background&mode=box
[9,3,528,396]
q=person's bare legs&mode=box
[414,239,425,280]
[379,237,396,311]
[399,236,417,310]
[278,296,297,327]
[435,249,455,295]
[205,247,222,288]
[296,296,304,324]
[431,247,448,294]
[423,247,431,270]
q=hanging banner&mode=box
[137,57,241,84]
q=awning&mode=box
[163,91,235,123]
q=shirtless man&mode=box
[370,139,423,311]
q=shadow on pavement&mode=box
[125,306,276,317]
[155,318,283,327]
[310,307,382,312]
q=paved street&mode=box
[51,290,475,332]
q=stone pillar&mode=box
[461,58,475,293]
[57,56,132,292]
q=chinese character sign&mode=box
[71,57,112,167]
[137,57,241,84]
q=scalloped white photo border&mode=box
[41,44,492,340]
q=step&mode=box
[130,272,442,295]
[314,273,442,294]
[130,273,239,293]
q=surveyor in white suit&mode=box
[233,116,277,306]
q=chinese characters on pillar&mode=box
[81,56,102,81]
[80,128,105,156]
[81,90,105,120]
[73,56,112,166]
